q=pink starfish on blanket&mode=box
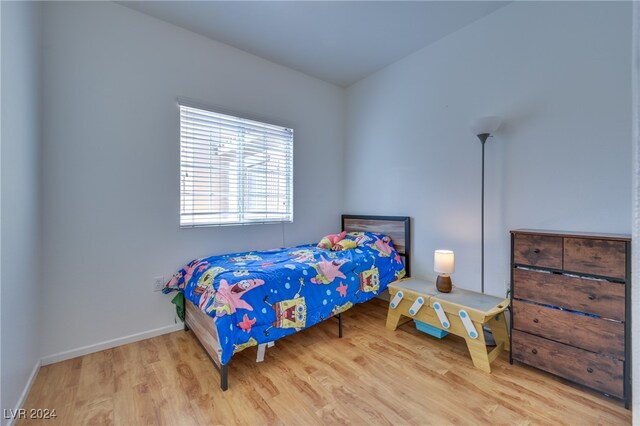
[208,278,265,318]
[183,259,210,285]
[310,257,348,284]
[237,314,257,332]
[372,236,393,257]
[166,271,184,289]
[336,282,348,297]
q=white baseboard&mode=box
[5,360,41,426]
[41,323,184,366]
[4,324,183,425]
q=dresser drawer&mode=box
[513,268,625,321]
[564,238,626,280]
[512,330,624,398]
[512,300,624,359]
[513,234,563,269]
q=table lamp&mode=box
[434,250,454,293]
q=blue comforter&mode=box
[165,232,406,364]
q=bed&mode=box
[165,214,411,390]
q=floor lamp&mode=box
[469,116,501,345]
[469,116,501,294]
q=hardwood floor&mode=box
[20,299,630,425]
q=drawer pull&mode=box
[533,318,539,323]
[587,367,594,374]
[531,348,538,355]
[588,294,596,300]
[533,249,541,254]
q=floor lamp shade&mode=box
[469,116,501,136]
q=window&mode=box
[179,103,293,227]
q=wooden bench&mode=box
[386,278,510,373]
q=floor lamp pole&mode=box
[481,139,485,294]
[477,133,490,294]
[478,133,493,345]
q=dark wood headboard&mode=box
[341,215,411,277]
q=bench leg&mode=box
[386,306,411,330]
[464,324,492,373]
[487,313,510,352]
[386,305,402,330]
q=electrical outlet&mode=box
[153,276,165,292]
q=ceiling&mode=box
[118,1,509,87]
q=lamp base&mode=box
[436,275,452,293]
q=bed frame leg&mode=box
[183,320,189,332]
[220,364,228,391]
[256,343,267,362]
[338,314,343,338]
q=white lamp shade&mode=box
[434,250,455,274]
[469,116,501,135]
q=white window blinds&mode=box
[179,104,294,227]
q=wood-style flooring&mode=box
[19,299,630,425]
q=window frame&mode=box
[177,99,294,228]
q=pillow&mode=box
[317,231,347,249]
[331,239,357,251]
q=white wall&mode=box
[40,2,345,359]
[631,1,639,419]
[345,1,632,297]
[0,1,42,420]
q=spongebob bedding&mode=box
[164,232,406,365]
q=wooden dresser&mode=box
[510,229,631,407]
